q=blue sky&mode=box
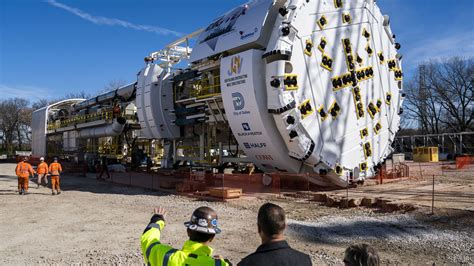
[0,0,473,102]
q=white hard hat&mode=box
[40,157,44,161]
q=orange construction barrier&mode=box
[456,156,471,169]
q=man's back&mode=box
[238,240,312,266]
[37,162,48,174]
[49,162,62,175]
[16,162,33,177]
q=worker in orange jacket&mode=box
[36,157,49,188]
[16,157,34,195]
[49,157,63,195]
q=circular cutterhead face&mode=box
[262,0,403,184]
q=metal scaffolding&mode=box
[394,132,474,154]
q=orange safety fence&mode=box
[52,159,474,201]
[456,156,472,169]
[376,162,411,184]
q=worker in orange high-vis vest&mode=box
[49,157,63,195]
[16,157,34,195]
[36,157,49,188]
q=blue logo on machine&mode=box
[238,123,262,136]
[242,123,251,131]
[240,27,259,40]
[232,92,245,110]
[243,142,267,149]
[228,56,243,76]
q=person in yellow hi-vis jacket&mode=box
[141,206,232,266]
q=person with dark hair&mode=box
[343,244,380,266]
[238,203,312,266]
[141,206,231,266]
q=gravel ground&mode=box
[0,162,472,265]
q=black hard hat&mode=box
[53,157,58,161]
[184,206,221,234]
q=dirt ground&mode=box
[0,162,473,265]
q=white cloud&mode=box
[404,31,474,65]
[0,84,52,101]
[45,0,183,37]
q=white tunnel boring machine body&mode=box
[33,0,403,187]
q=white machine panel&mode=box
[190,0,276,63]
[220,49,302,173]
[31,107,48,157]
[136,64,179,139]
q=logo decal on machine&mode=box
[243,142,267,149]
[228,56,243,76]
[232,92,245,110]
[238,123,262,136]
[240,27,258,40]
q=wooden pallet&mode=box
[209,187,242,199]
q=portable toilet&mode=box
[413,147,439,162]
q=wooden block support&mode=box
[209,187,242,199]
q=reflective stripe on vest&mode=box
[189,254,223,266]
[51,164,60,175]
[20,163,29,174]
[146,241,161,266]
[146,223,161,232]
[163,248,178,266]
[38,163,47,173]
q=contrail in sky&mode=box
[46,0,183,37]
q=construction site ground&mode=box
[0,162,473,265]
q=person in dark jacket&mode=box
[98,156,110,180]
[238,203,312,266]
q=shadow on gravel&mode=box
[59,175,174,198]
[0,171,174,198]
[286,213,470,245]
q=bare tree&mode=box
[405,57,473,133]
[101,79,128,93]
[32,98,49,110]
[48,90,91,106]
[404,69,443,134]
[425,57,473,132]
[0,98,30,154]
[64,91,91,100]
